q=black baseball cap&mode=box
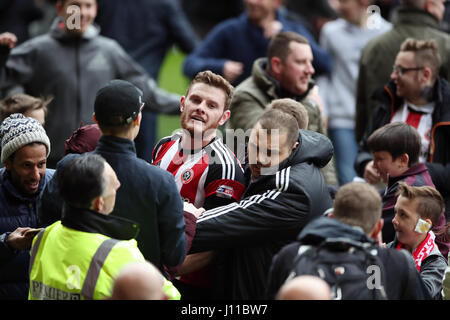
[94,79,144,126]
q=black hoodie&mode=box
[190,130,333,299]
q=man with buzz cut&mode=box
[152,70,246,300]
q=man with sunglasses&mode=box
[355,37,450,221]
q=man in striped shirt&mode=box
[152,71,246,299]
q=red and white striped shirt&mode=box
[152,132,246,289]
[152,132,246,209]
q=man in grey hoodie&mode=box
[0,0,181,167]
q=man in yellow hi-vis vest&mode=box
[28,153,180,300]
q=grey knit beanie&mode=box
[0,113,51,163]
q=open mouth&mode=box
[26,180,39,191]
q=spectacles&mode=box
[392,65,424,77]
[139,102,145,112]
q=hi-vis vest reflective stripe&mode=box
[29,228,120,300]
[28,223,181,300]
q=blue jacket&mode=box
[39,136,187,273]
[0,167,54,300]
[183,9,332,86]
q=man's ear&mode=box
[219,110,231,126]
[370,219,384,240]
[90,196,103,212]
[180,96,186,112]
[425,218,433,230]
[422,66,432,84]
[399,153,409,167]
[92,113,98,124]
[91,196,104,213]
[270,56,283,75]
[133,112,142,126]
[4,158,12,171]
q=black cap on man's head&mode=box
[94,80,144,126]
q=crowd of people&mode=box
[0,0,449,301]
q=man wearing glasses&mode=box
[355,0,450,144]
[355,37,450,221]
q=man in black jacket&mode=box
[186,107,333,299]
[355,38,450,221]
[267,182,429,300]
[39,80,187,274]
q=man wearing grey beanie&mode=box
[0,113,55,300]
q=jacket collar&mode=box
[376,78,450,121]
[387,163,429,188]
[61,204,140,240]
[96,135,137,155]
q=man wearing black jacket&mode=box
[186,107,333,299]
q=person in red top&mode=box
[152,70,246,299]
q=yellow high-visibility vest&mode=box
[28,221,180,300]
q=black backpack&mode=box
[286,237,388,300]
